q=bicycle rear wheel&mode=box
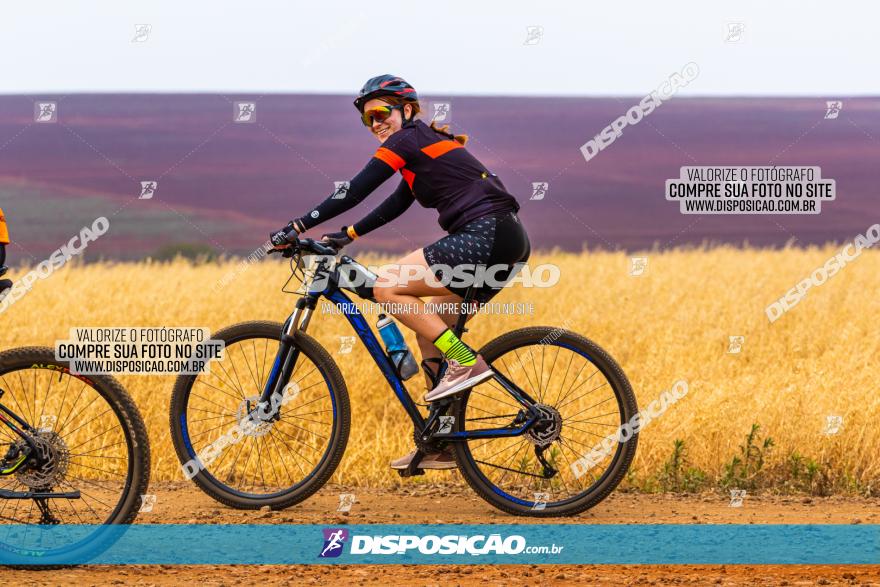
[0,346,150,566]
[169,321,349,510]
[453,327,638,517]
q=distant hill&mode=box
[0,180,273,261]
[0,94,877,260]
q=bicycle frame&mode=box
[0,398,38,471]
[256,253,542,442]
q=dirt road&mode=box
[5,483,879,585]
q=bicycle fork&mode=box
[257,298,314,412]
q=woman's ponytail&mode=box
[429,121,469,146]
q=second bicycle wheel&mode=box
[453,327,638,517]
[169,321,349,509]
[0,346,150,566]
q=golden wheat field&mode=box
[1,245,878,493]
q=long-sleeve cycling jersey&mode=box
[298,119,519,236]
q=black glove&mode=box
[321,227,353,250]
[270,219,303,248]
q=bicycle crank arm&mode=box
[0,489,81,500]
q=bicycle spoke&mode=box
[563,395,615,422]
[542,345,561,403]
[267,429,296,486]
[36,368,53,433]
[557,370,603,409]
[192,383,241,408]
[563,423,611,440]
[239,344,262,396]
[553,358,589,408]
[67,425,123,452]
[558,437,598,487]
[214,359,247,401]
[274,420,324,449]
[538,344,546,402]
[61,407,113,440]
[269,429,308,479]
[551,350,576,406]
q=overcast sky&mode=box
[1,1,876,96]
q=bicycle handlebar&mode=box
[267,237,341,257]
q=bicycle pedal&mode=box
[397,467,425,478]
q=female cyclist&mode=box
[271,75,530,470]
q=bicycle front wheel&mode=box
[169,321,350,510]
[453,327,638,517]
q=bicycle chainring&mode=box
[413,423,449,454]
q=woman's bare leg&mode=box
[373,248,455,340]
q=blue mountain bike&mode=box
[170,237,638,516]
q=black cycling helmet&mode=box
[353,74,419,113]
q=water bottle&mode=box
[376,314,419,380]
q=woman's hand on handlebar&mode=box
[320,226,353,250]
[270,219,304,249]
[266,225,344,258]
[268,220,300,257]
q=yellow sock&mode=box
[432,329,477,366]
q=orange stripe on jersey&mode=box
[0,207,8,244]
[374,147,406,171]
[400,169,415,190]
[421,140,463,159]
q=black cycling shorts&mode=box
[423,210,531,304]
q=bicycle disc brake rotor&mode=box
[526,404,562,448]
[235,395,273,438]
[16,431,71,489]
